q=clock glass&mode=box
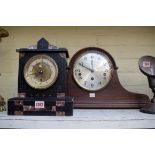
[24,54,58,89]
[73,50,114,91]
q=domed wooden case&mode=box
[68,47,150,108]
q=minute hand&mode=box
[79,63,94,73]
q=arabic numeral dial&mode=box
[73,51,114,91]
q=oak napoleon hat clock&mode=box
[68,47,150,108]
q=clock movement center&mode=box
[38,69,43,75]
[32,63,52,82]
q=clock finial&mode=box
[37,38,49,49]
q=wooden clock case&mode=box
[68,47,150,109]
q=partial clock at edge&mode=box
[68,47,150,108]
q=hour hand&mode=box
[79,63,94,73]
[29,72,36,75]
[29,72,39,77]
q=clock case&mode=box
[8,38,73,116]
[18,39,68,97]
[68,47,150,108]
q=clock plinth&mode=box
[8,38,73,116]
[68,47,150,108]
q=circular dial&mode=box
[73,50,114,91]
[24,54,58,89]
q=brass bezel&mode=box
[24,54,58,89]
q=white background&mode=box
[0,0,155,26]
[1,0,155,155]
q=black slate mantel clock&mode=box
[8,38,73,116]
[18,38,69,98]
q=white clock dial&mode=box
[73,51,114,91]
[24,54,58,89]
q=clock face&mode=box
[73,50,114,91]
[24,54,58,89]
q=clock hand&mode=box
[29,69,44,76]
[29,72,37,75]
[79,63,94,73]
[41,57,43,67]
[91,59,94,71]
[29,63,44,76]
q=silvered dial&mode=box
[24,54,58,89]
[73,51,114,91]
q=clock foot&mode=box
[140,100,155,114]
